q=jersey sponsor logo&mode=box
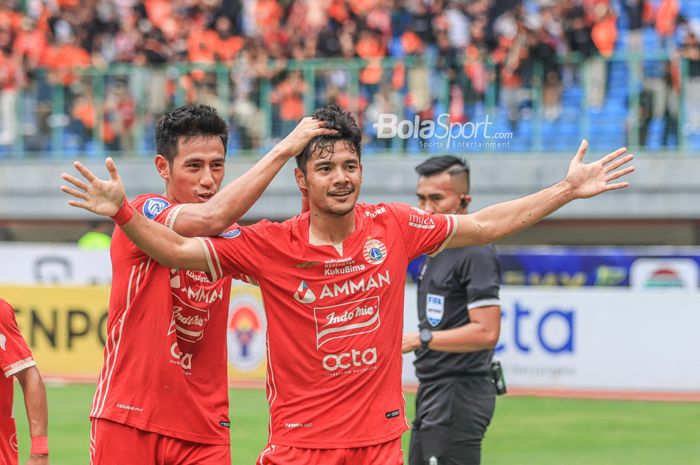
[184,286,224,303]
[142,198,170,220]
[116,403,144,413]
[364,206,386,218]
[363,239,388,265]
[0,332,6,351]
[408,214,436,230]
[324,257,366,276]
[296,261,321,269]
[411,206,429,215]
[426,293,445,326]
[219,228,241,239]
[173,305,209,342]
[319,270,391,300]
[293,280,316,303]
[322,347,377,372]
[170,342,193,370]
[185,270,211,283]
[314,296,381,348]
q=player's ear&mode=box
[294,167,306,189]
[155,155,170,181]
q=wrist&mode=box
[557,179,576,201]
[30,436,48,456]
[110,197,134,225]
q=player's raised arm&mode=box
[61,158,209,271]
[446,140,635,248]
[173,117,336,236]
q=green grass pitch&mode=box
[13,384,700,464]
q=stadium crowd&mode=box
[0,0,698,152]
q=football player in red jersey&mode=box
[0,298,49,465]
[62,104,334,465]
[62,105,634,465]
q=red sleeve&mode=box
[196,221,274,282]
[0,299,35,378]
[114,194,185,260]
[385,203,457,260]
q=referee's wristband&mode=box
[30,436,48,456]
[111,197,134,225]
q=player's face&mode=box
[156,136,226,204]
[298,141,362,217]
[416,172,469,214]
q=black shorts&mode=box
[409,376,496,465]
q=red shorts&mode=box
[0,418,18,465]
[256,437,404,465]
[90,419,230,465]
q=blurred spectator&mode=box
[680,30,700,132]
[656,0,680,52]
[588,4,617,109]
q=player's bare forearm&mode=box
[121,210,210,272]
[15,367,48,438]
[175,117,336,236]
[450,181,574,248]
[446,141,634,248]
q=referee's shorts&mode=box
[409,376,496,465]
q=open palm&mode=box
[61,158,126,217]
[565,140,635,199]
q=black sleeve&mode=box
[459,245,501,309]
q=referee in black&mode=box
[403,155,502,465]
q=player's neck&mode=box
[308,209,356,255]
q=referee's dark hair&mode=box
[415,155,471,193]
[156,104,229,163]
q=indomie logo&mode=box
[314,297,381,348]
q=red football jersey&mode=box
[0,298,35,465]
[91,194,234,445]
[198,203,456,448]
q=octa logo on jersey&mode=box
[322,347,377,371]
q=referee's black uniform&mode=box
[409,244,501,465]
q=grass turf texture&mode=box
[13,384,700,464]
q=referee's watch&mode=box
[419,328,433,349]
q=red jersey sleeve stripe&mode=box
[428,214,458,257]
[4,357,35,377]
[165,204,186,229]
[196,238,223,281]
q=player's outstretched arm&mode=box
[15,366,49,464]
[447,140,635,248]
[174,117,335,236]
[61,158,209,272]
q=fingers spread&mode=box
[604,154,634,172]
[605,166,635,182]
[106,157,119,181]
[575,139,588,161]
[60,185,89,201]
[73,161,97,183]
[600,147,628,165]
[605,181,630,191]
[61,173,88,191]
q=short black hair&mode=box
[295,104,362,175]
[415,155,471,193]
[155,104,229,162]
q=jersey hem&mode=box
[92,414,230,446]
[269,426,407,449]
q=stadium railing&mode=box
[0,53,696,159]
